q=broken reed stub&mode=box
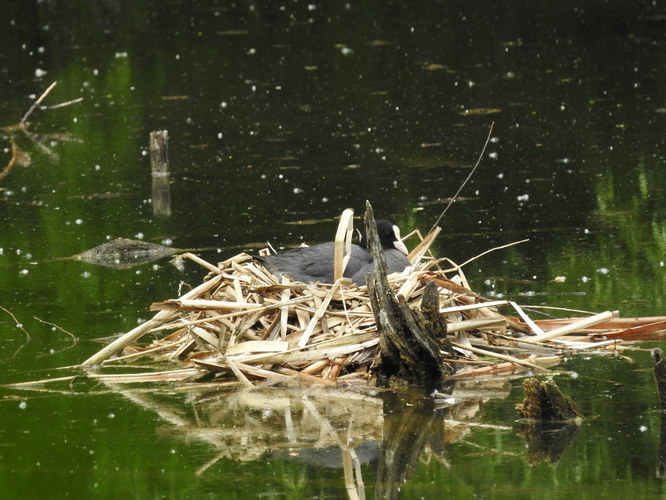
[516,378,582,421]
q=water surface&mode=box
[1,1,665,498]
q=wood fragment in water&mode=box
[516,378,582,421]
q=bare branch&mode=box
[429,121,495,232]
[19,81,58,127]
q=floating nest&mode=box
[78,210,666,389]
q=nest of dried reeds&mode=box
[76,209,652,389]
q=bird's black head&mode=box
[360,220,409,255]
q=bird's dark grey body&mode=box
[256,220,410,285]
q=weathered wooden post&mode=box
[150,130,171,217]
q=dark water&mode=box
[1,1,665,498]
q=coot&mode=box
[256,220,410,285]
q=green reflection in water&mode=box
[1,0,665,498]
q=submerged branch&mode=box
[0,141,19,182]
[19,81,58,127]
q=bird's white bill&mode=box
[392,225,409,255]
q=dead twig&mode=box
[40,97,84,110]
[429,121,495,233]
[19,81,58,127]
[33,316,78,342]
[444,239,529,271]
[0,304,32,341]
[0,304,32,364]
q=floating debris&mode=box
[70,238,183,269]
[516,378,582,421]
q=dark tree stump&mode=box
[416,281,448,337]
[515,378,582,464]
[516,378,582,420]
[364,201,451,390]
